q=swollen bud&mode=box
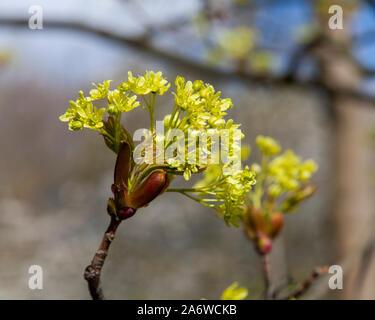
[70,120,83,131]
[269,212,284,238]
[193,80,204,91]
[127,170,170,209]
[243,206,266,240]
[118,207,137,220]
[243,206,284,254]
[257,233,272,255]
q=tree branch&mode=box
[84,216,121,300]
[280,266,329,300]
[262,254,273,300]
[1,16,375,104]
[0,17,316,87]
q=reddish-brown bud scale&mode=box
[111,183,128,209]
[243,206,267,239]
[118,207,137,220]
[249,208,266,232]
[269,212,284,238]
[246,207,266,233]
[111,184,117,194]
[127,170,169,209]
[114,142,131,187]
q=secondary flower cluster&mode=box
[251,135,317,202]
[244,136,318,254]
[194,135,317,250]
[193,164,255,226]
[205,26,271,73]
[59,71,255,224]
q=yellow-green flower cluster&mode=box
[60,71,254,225]
[107,90,140,114]
[163,76,243,181]
[59,90,106,131]
[121,71,170,95]
[89,80,112,100]
[217,27,254,61]
[193,164,256,226]
[220,166,256,226]
[60,72,170,133]
[268,150,317,196]
[256,135,281,156]
[221,282,248,300]
[250,135,317,210]
[205,26,271,73]
[170,75,234,130]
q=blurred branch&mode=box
[1,17,375,104]
[0,18,297,85]
[355,242,375,293]
[261,254,273,300]
[285,35,324,81]
[300,236,375,299]
[126,0,192,34]
[272,276,295,299]
[84,216,121,300]
[280,266,329,300]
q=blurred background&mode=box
[0,0,374,299]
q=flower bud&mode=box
[247,207,266,233]
[193,80,204,91]
[118,207,137,220]
[127,170,170,209]
[269,212,284,238]
[243,206,266,240]
[256,233,272,255]
[70,120,83,131]
[199,87,210,98]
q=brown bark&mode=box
[84,217,121,300]
[281,266,329,300]
[261,254,273,300]
[314,17,373,298]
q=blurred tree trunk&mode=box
[314,9,373,299]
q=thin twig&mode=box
[272,275,295,299]
[262,254,273,300]
[84,216,121,300]
[280,266,329,300]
